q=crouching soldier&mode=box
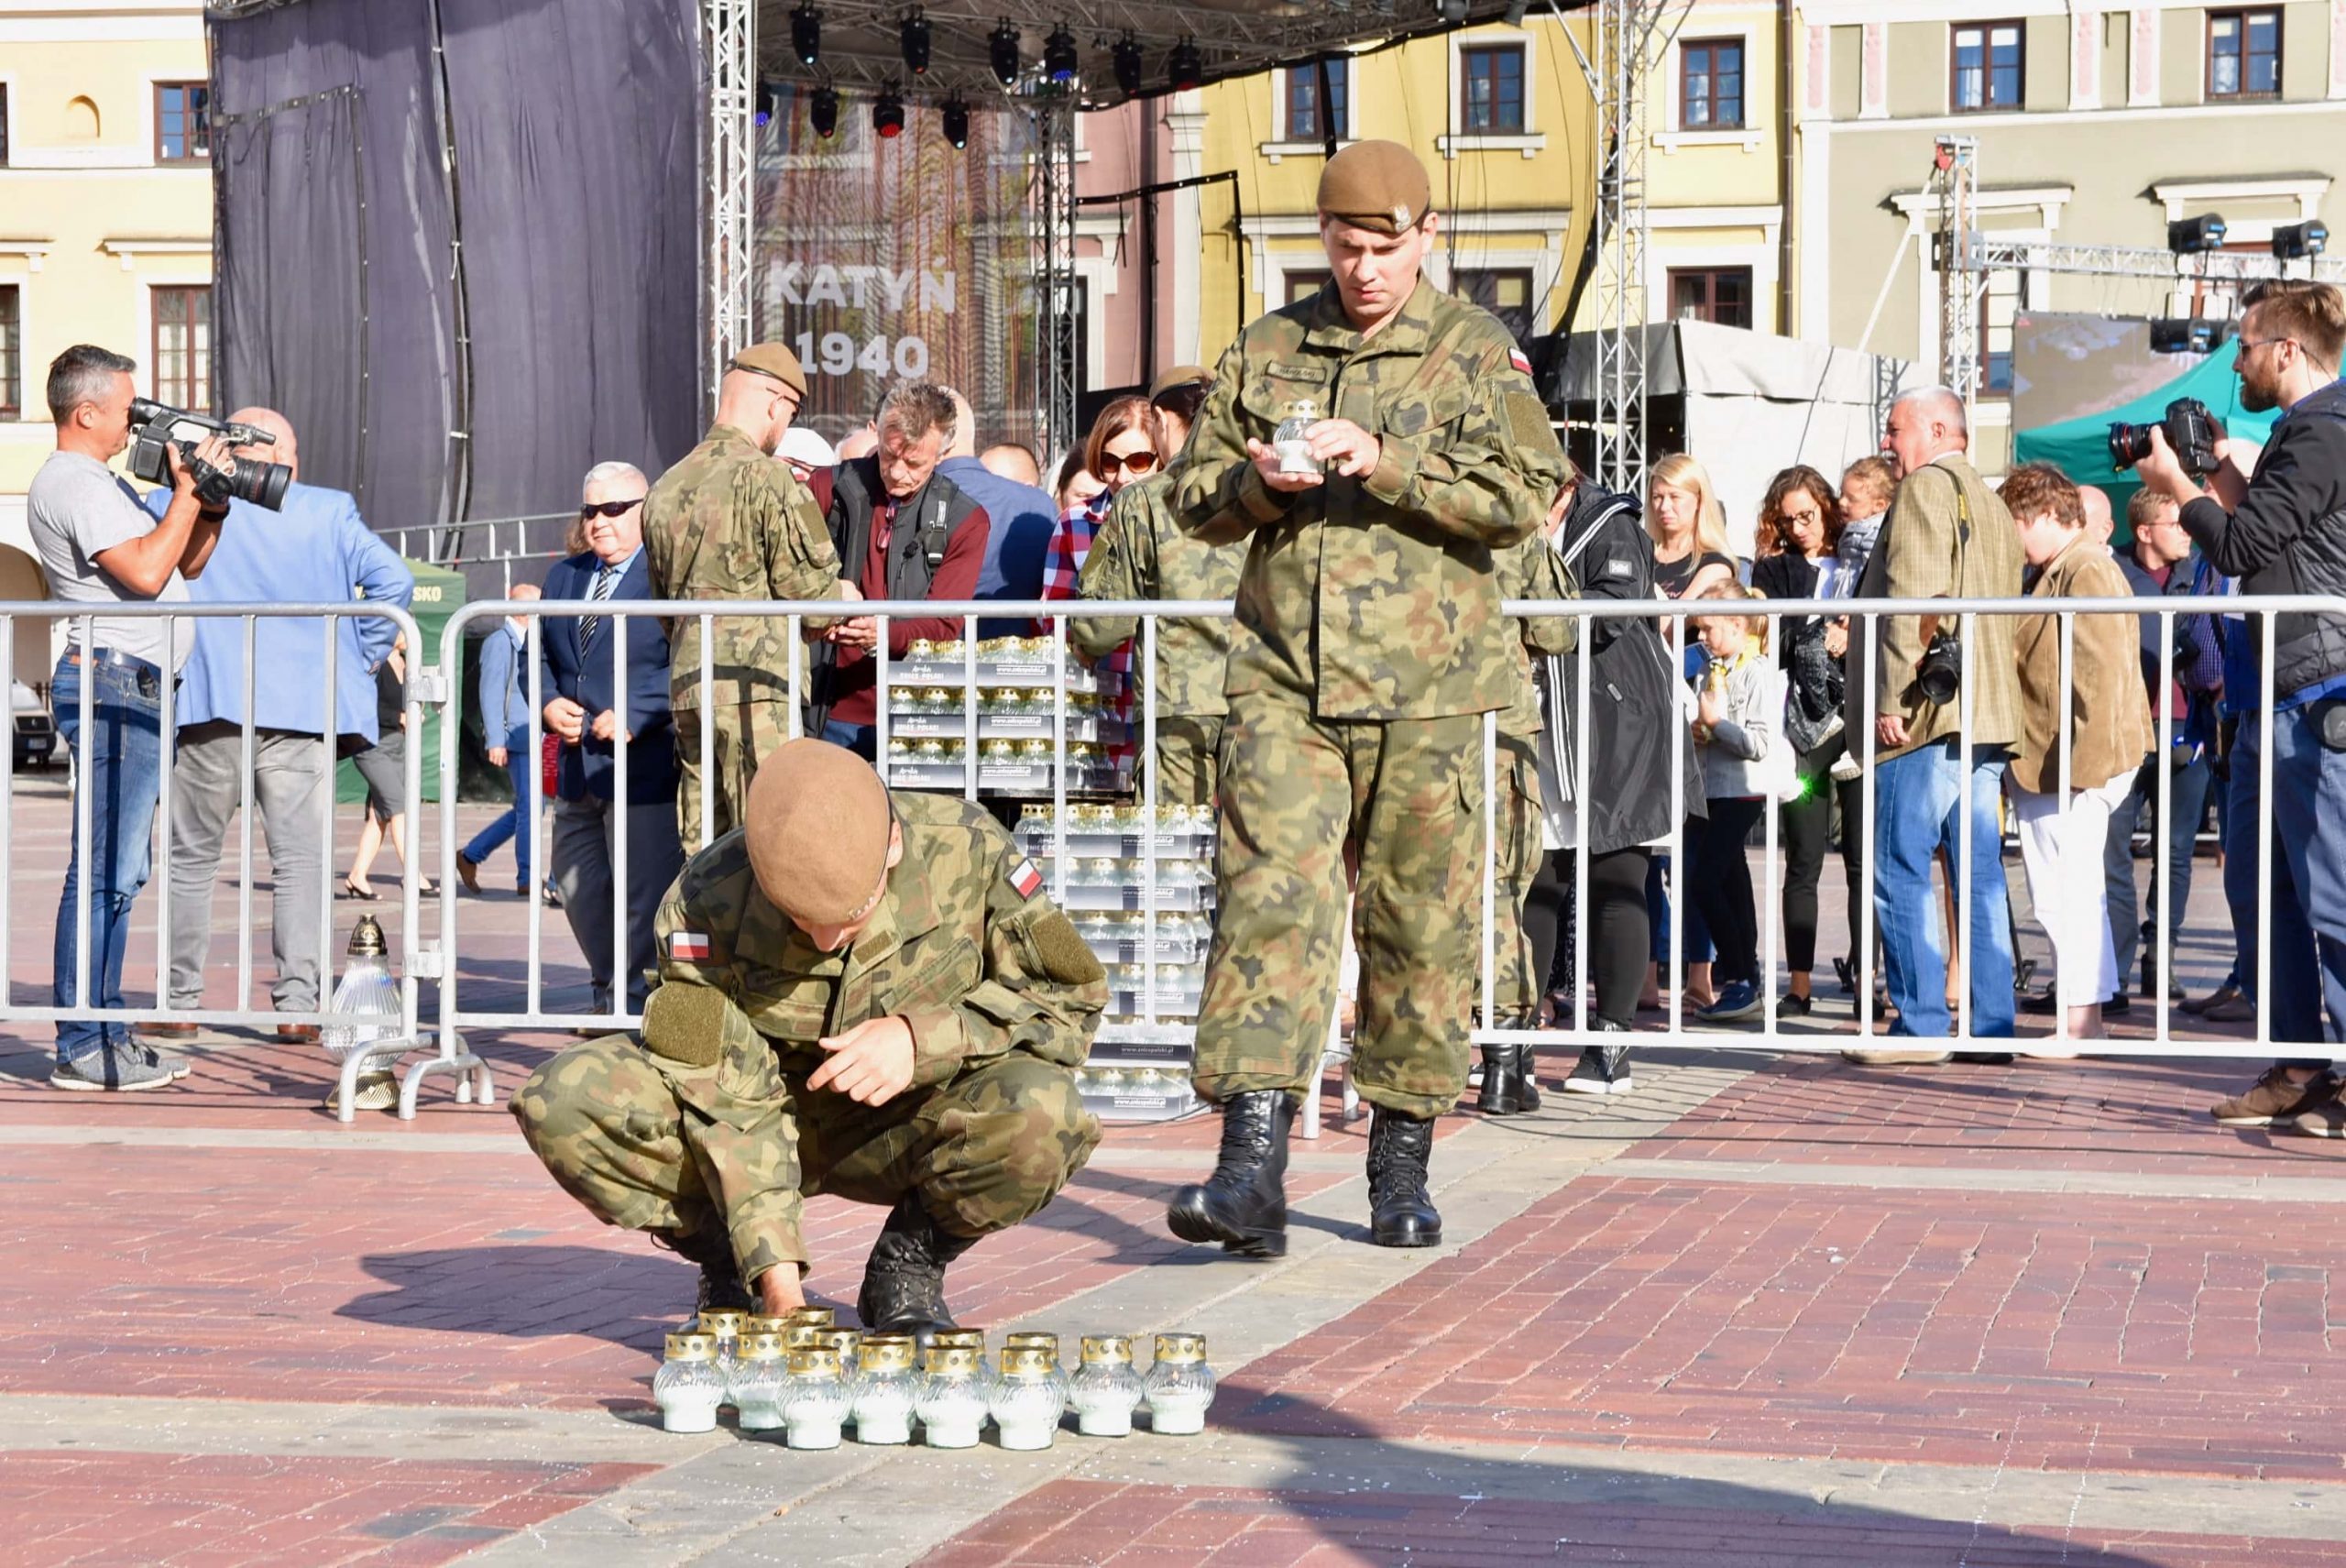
[511,739,1106,1335]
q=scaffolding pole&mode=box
[706,0,756,410]
[1031,92,1081,458]
[1932,135,1980,415]
[1591,0,1652,498]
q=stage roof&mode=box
[754,1,1583,104]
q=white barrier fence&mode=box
[0,593,2329,1124]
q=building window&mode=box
[156,82,210,163]
[1461,45,1526,135]
[0,85,10,168]
[1456,268,1537,344]
[1668,267,1753,330]
[2208,9,2282,99]
[1950,22,2024,113]
[153,286,212,410]
[1286,59,1349,143]
[0,287,19,418]
[1679,38,1746,130]
[1285,270,1333,307]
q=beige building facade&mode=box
[0,0,214,553]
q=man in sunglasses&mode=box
[511,739,1104,1334]
[644,342,853,848]
[812,380,1000,758]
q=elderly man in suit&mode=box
[541,461,685,1019]
[1842,387,2025,1063]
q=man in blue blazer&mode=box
[539,462,684,1017]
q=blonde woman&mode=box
[1648,453,1738,602]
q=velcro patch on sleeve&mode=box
[1504,391,1553,450]
[1029,910,1106,985]
[640,983,725,1068]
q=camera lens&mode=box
[2107,422,2154,472]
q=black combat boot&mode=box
[653,1227,754,1315]
[1365,1108,1442,1247]
[1474,1029,1542,1116]
[857,1195,978,1342]
[1166,1090,1293,1257]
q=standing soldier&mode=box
[511,740,1106,1331]
[1070,365,1244,806]
[643,344,852,846]
[1163,141,1567,1255]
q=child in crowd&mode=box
[1689,585,1787,1022]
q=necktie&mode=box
[580,564,618,649]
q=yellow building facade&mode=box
[0,0,214,554]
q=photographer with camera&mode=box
[27,345,233,1092]
[2132,279,2346,1131]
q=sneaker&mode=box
[1841,1047,1953,1066]
[2282,1097,2346,1138]
[1778,992,1813,1017]
[1562,1044,1632,1095]
[2210,1067,2340,1127]
[1828,751,1861,783]
[49,1048,177,1092]
[1701,981,1760,1022]
[325,1069,399,1113]
[133,1044,194,1081]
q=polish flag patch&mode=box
[669,931,713,962]
[1508,347,1534,375]
[1009,859,1044,899]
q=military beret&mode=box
[745,739,893,928]
[1316,140,1432,236]
[729,341,809,398]
[1147,364,1213,403]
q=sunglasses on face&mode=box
[580,499,641,519]
[1104,448,1159,476]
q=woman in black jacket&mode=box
[1749,466,1858,1014]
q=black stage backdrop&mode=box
[210,0,703,532]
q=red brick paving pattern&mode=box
[915,1479,2330,1567]
[0,1452,652,1568]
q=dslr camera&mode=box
[1915,626,1963,707]
[124,398,292,510]
[2109,397,2221,478]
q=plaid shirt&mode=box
[1040,491,1134,759]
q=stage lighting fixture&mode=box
[1503,0,1531,23]
[2149,317,2229,355]
[990,21,1022,86]
[810,86,840,138]
[941,95,970,148]
[755,81,781,127]
[873,89,906,138]
[2275,220,2330,260]
[1168,37,1203,92]
[901,8,932,74]
[1113,35,1146,96]
[791,4,822,68]
[2168,214,2228,255]
[1438,0,1470,21]
[1044,26,1080,83]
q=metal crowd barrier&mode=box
[0,601,432,1120]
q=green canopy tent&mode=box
[2013,339,2280,527]
[336,556,465,806]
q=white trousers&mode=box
[2011,776,2132,1009]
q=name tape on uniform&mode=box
[670,931,713,962]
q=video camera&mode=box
[2109,397,2221,479]
[124,398,292,510]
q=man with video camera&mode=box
[27,345,232,1092]
[2134,279,2346,1131]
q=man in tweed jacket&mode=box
[1841,388,2024,1058]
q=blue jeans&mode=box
[51,652,165,1066]
[1870,739,2015,1038]
[2244,705,2346,1049]
[2225,715,2323,1049]
[823,719,876,760]
[462,724,535,889]
[2105,752,2214,988]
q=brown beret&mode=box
[1148,365,1213,403]
[1316,139,1432,236]
[729,341,809,399]
[744,739,893,927]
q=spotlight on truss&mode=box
[941,95,970,148]
[790,3,821,68]
[2275,220,2330,260]
[873,87,905,137]
[810,85,839,138]
[900,8,931,74]
[2167,214,2228,255]
[1168,36,1203,93]
[1043,25,1080,83]
[1113,35,1146,97]
[2149,317,2230,355]
[990,21,1021,86]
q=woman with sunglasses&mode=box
[1040,396,1163,601]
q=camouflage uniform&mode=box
[510,790,1106,1286]
[1069,472,1246,807]
[1174,279,1567,1119]
[1490,538,1576,1025]
[641,422,842,847]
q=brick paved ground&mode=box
[0,785,2338,1565]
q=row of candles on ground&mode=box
[653,1307,1217,1451]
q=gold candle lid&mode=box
[1080,1334,1134,1365]
[922,1343,983,1377]
[1003,1331,1058,1351]
[696,1309,746,1337]
[786,1345,842,1377]
[822,1328,863,1362]
[784,1306,834,1328]
[999,1345,1057,1377]
[663,1331,718,1362]
[739,1332,785,1362]
[930,1329,986,1352]
[782,1322,828,1350]
[745,1315,793,1337]
[859,1337,917,1373]
[1154,1332,1207,1365]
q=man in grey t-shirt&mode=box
[29,345,230,1092]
